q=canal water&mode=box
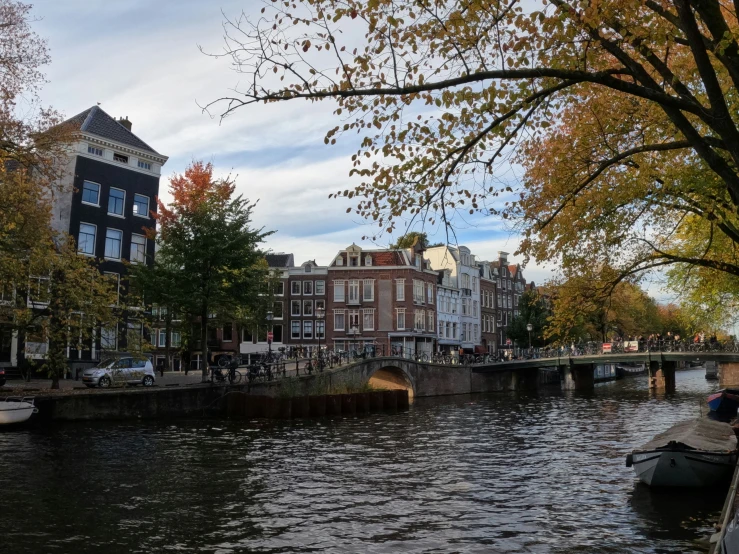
[0,368,725,553]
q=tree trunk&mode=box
[165,316,172,372]
[201,306,209,382]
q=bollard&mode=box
[369,390,384,412]
[309,395,327,417]
[341,394,356,416]
[291,395,310,419]
[355,392,370,415]
[383,390,398,411]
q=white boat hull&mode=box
[631,449,736,487]
[0,401,37,425]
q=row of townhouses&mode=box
[0,105,535,374]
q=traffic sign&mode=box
[267,331,274,342]
[506,338,511,346]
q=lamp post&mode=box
[266,310,273,362]
[526,323,533,350]
[316,306,325,370]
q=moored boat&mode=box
[0,397,38,426]
[626,418,737,487]
[708,389,739,416]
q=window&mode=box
[303,320,313,339]
[473,301,478,317]
[315,281,325,295]
[101,326,117,350]
[334,310,346,331]
[363,279,374,301]
[291,321,301,339]
[335,256,343,266]
[472,277,477,293]
[158,329,167,347]
[304,264,312,273]
[291,281,301,295]
[171,331,181,347]
[303,281,313,295]
[130,234,146,263]
[396,308,406,330]
[427,283,434,304]
[474,324,479,342]
[274,302,283,319]
[223,325,233,342]
[414,310,425,330]
[28,276,50,305]
[78,223,96,255]
[497,293,501,307]
[138,160,152,170]
[316,320,325,339]
[81,181,100,205]
[497,311,502,322]
[413,280,424,303]
[113,153,129,163]
[104,229,122,259]
[365,255,372,266]
[303,299,313,316]
[108,188,125,216]
[87,145,103,157]
[275,282,285,295]
[363,308,375,331]
[315,299,325,312]
[349,254,359,266]
[291,300,301,316]
[428,311,435,332]
[333,280,345,302]
[396,279,405,301]
[133,194,149,218]
[348,280,360,303]
[348,310,360,330]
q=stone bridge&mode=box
[313,351,739,397]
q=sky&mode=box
[29,0,610,292]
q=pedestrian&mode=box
[157,359,165,378]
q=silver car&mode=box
[82,357,156,388]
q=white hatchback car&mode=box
[82,357,156,388]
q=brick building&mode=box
[490,252,530,353]
[285,260,328,356]
[478,261,497,356]
[327,243,437,356]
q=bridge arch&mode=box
[367,364,415,399]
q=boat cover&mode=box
[636,418,737,453]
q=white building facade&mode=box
[435,269,461,354]
[426,245,481,353]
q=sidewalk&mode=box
[2,371,205,391]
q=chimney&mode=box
[118,116,132,131]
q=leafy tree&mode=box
[26,238,120,389]
[390,232,430,249]
[206,0,739,238]
[155,161,272,380]
[507,290,549,347]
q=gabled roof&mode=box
[62,105,160,155]
[265,253,294,268]
[508,264,519,276]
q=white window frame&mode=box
[133,193,150,218]
[396,279,405,301]
[107,187,126,218]
[303,299,313,316]
[81,181,101,206]
[303,320,313,339]
[333,280,345,302]
[348,280,360,303]
[428,311,435,332]
[427,283,434,304]
[291,320,301,339]
[78,222,97,256]
[138,160,152,170]
[101,325,117,350]
[333,309,346,331]
[87,144,103,157]
[104,228,123,260]
[303,280,313,295]
[158,329,167,348]
[362,308,375,331]
[396,308,406,330]
[130,233,146,264]
[291,300,301,316]
[363,279,374,301]
[315,280,325,295]
[291,281,301,295]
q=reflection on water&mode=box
[0,369,724,553]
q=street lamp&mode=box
[316,306,325,370]
[266,310,273,362]
[526,323,533,350]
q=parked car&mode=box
[0,368,5,387]
[81,357,155,388]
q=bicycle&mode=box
[211,366,242,385]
